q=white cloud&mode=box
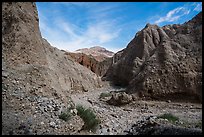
[40,18,121,52]
[193,3,202,11]
[53,2,95,8]
[38,3,122,52]
[154,7,190,24]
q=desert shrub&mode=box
[99,92,111,98]
[76,105,100,131]
[158,113,179,123]
[59,111,72,121]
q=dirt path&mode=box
[70,87,202,135]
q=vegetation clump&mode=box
[99,92,112,99]
[59,111,72,122]
[76,105,100,131]
[158,113,179,123]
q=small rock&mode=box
[44,108,48,112]
[47,105,52,109]
[12,80,17,84]
[24,129,33,135]
[101,128,107,135]
[164,118,169,122]
[53,106,60,111]
[39,106,44,112]
[87,99,93,104]
[173,86,177,89]
[2,72,9,78]
[27,117,32,125]
[84,89,88,92]
[110,113,118,118]
[49,122,56,128]
[123,108,133,111]
[70,109,77,115]
[149,118,156,125]
[107,128,111,132]
[167,100,171,103]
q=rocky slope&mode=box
[2,2,102,135]
[104,12,202,103]
[66,52,112,76]
[74,46,114,62]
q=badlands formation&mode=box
[2,2,202,135]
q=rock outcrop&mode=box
[126,116,202,135]
[2,2,102,94]
[107,92,133,106]
[69,46,114,76]
[2,2,102,135]
[66,52,112,76]
[104,12,202,103]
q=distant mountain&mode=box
[74,46,114,62]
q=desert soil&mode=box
[70,87,202,135]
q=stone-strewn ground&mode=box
[70,87,202,135]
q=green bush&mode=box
[158,113,179,123]
[195,121,202,128]
[76,105,100,132]
[59,111,72,121]
[99,92,111,98]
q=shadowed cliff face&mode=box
[104,12,202,102]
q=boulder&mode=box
[107,92,132,106]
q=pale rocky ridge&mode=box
[104,12,202,103]
[74,46,114,62]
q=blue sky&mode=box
[36,2,202,52]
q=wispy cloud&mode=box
[193,3,202,11]
[153,2,202,25]
[38,2,123,52]
[154,7,190,24]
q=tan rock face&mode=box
[2,2,102,94]
[104,12,202,102]
[66,52,112,76]
[2,2,47,67]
